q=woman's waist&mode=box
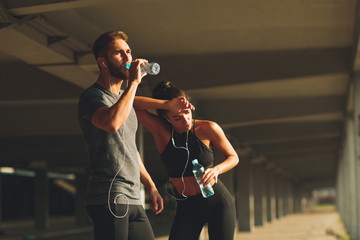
[170,176,217,197]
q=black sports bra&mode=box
[160,123,214,178]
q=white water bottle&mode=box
[125,62,160,75]
[192,159,214,198]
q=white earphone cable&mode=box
[106,67,129,218]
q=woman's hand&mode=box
[201,167,219,187]
[167,96,195,113]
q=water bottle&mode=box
[125,62,160,75]
[192,159,214,198]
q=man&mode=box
[78,31,192,240]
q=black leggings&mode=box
[169,180,236,240]
[86,204,155,240]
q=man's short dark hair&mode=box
[92,31,128,59]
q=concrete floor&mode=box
[234,208,347,240]
[156,206,348,240]
[0,205,347,240]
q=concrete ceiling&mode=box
[1,0,360,190]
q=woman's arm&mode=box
[201,121,239,186]
[134,96,195,152]
[135,109,170,153]
[134,96,194,112]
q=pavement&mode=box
[233,207,348,240]
[156,205,348,240]
[0,205,348,240]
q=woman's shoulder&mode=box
[194,119,220,133]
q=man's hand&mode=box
[148,186,164,215]
[167,97,195,113]
[129,59,148,84]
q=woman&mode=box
[134,81,239,240]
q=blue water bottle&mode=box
[192,159,214,198]
[125,62,160,75]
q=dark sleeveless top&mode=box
[160,123,214,178]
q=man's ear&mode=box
[96,57,107,69]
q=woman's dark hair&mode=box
[152,80,189,116]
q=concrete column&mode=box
[253,164,267,226]
[275,175,283,219]
[287,182,294,214]
[282,180,288,216]
[75,173,89,226]
[266,170,276,222]
[0,174,4,236]
[345,113,358,239]
[235,157,254,232]
[354,73,360,240]
[35,169,49,230]
[336,154,345,222]
[293,185,301,213]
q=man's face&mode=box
[105,39,132,79]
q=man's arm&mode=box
[91,81,139,133]
[91,60,146,133]
[138,152,164,215]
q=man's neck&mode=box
[96,75,123,94]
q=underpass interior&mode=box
[0,0,360,239]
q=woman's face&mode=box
[165,108,193,133]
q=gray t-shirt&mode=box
[78,83,141,205]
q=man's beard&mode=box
[107,62,128,80]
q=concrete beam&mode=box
[292,167,337,179]
[0,135,85,153]
[273,152,337,165]
[0,99,81,137]
[6,0,102,15]
[37,64,97,88]
[198,96,345,127]
[151,47,351,90]
[0,135,88,170]
[232,122,342,145]
[252,138,340,153]
[0,17,95,88]
[0,24,73,64]
[259,144,339,158]
[0,60,84,101]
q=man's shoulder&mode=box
[81,83,102,95]
[79,84,105,101]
